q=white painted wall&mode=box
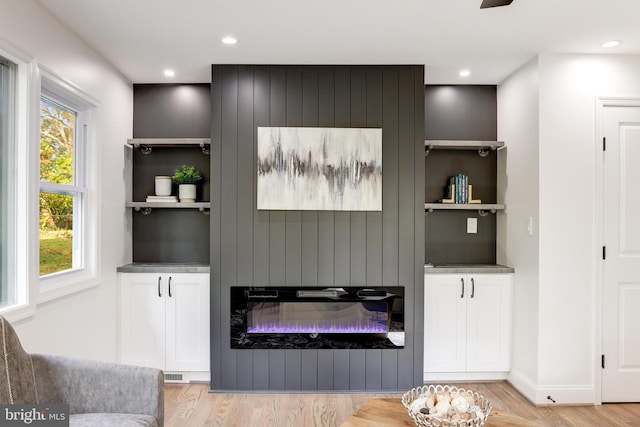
[0,0,132,361]
[499,53,640,404]
[496,57,540,395]
[537,53,640,403]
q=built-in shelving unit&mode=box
[424,139,505,216]
[126,138,211,214]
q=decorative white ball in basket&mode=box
[402,384,493,427]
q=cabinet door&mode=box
[120,273,166,370]
[466,274,512,372]
[165,273,210,372]
[424,274,467,372]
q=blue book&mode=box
[463,175,468,203]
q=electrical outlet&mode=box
[467,218,477,234]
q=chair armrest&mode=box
[31,354,163,426]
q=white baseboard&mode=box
[507,369,538,403]
[423,372,508,382]
[508,369,595,405]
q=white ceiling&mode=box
[35,0,640,85]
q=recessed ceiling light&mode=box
[164,69,175,78]
[222,36,238,45]
[601,40,621,48]
[459,70,471,77]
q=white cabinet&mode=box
[424,273,512,379]
[120,272,209,382]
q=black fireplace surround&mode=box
[230,286,404,349]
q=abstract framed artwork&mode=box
[257,127,382,211]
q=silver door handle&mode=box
[460,278,465,298]
[471,278,475,299]
[168,276,172,298]
[158,276,162,297]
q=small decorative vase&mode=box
[178,184,196,203]
[155,176,172,196]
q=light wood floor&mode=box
[164,382,640,427]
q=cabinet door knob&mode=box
[158,276,162,297]
[168,276,172,298]
[460,278,465,298]
[471,278,475,299]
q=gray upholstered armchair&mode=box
[0,316,164,427]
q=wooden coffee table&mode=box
[340,398,541,427]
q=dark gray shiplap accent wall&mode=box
[132,84,211,263]
[424,85,497,265]
[210,65,425,391]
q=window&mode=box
[38,72,97,299]
[39,96,85,276]
[0,44,34,316]
[0,56,15,307]
[0,45,97,316]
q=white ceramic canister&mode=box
[154,176,172,196]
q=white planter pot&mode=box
[155,176,172,196]
[178,184,197,203]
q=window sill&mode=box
[38,270,99,304]
[0,272,100,322]
[0,304,36,323]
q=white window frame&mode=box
[0,41,39,321]
[38,68,99,303]
[39,94,88,274]
[0,56,18,311]
[0,42,100,320]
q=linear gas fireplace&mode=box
[230,286,404,349]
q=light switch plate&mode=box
[467,217,478,234]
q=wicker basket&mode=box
[401,385,493,427]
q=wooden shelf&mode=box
[424,140,504,157]
[127,201,210,215]
[127,138,210,147]
[127,138,210,154]
[425,140,504,150]
[425,203,505,214]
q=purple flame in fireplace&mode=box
[247,301,389,334]
[247,322,388,334]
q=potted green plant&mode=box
[172,165,203,203]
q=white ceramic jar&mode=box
[154,176,172,196]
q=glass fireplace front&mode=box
[231,286,404,349]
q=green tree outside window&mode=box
[39,98,75,275]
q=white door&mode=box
[120,273,166,370]
[165,274,210,372]
[424,274,467,372]
[602,104,640,402]
[466,274,512,372]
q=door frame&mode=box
[594,97,640,404]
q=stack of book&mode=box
[146,195,177,203]
[441,174,481,204]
